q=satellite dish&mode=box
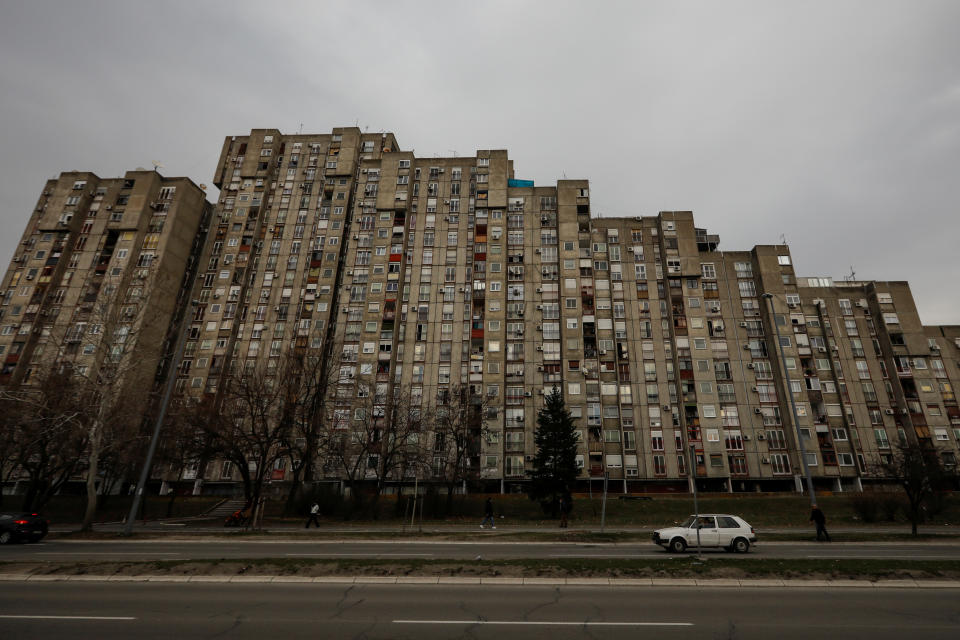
[152,160,165,171]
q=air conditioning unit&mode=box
[535,249,541,254]
[743,434,751,441]
[535,288,542,293]
[761,457,771,464]
[855,301,864,308]
[743,344,751,350]
[536,305,542,310]
[524,391,532,397]
[515,416,524,422]
[754,408,762,414]
[818,347,827,353]
[599,349,607,355]
[739,322,748,328]
[536,325,542,331]
[525,455,534,462]
[885,409,895,415]
[536,346,543,351]
[25,274,34,280]
[536,366,544,372]
[105,205,112,210]
[757,432,765,440]
[628,247,635,253]
[751,386,758,392]
[663,405,670,411]
[930,344,940,351]
[537,389,544,395]
[747,363,755,369]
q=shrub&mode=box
[850,494,880,523]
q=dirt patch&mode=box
[3,558,959,581]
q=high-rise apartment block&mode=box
[0,171,210,393]
[2,128,959,496]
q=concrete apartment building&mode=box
[172,127,960,495]
[0,169,211,409]
[2,128,958,497]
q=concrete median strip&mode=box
[2,573,959,588]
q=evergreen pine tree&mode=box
[529,386,579,511]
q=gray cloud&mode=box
[2,0,958,323]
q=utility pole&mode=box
[762,293,817,507]
[690,444,702,560]
[600,471,609,533]
[123,301,196,536]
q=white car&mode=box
[652,514,757,553]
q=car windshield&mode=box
[679,516,697,528]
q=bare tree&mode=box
[428,384,489,509]
[198,357,293,506]
[876,442,957,536]
[0,369,88,511]
[279,345,340,515]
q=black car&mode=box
[0,512,49,544]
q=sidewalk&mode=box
[51,518,960,538]
[3,573,959,589]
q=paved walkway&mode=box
[3,573,959,589]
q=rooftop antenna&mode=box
[151,160,164,172]
[845,266,857,282]
[779,233,787,246]
[448,150,457,157]
[298,122,303,134]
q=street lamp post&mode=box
[122,301,196,536]
[762,293,816,507]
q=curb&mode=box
[1,574,959,589]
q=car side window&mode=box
[697,516,716,528]
[718,516,740,528]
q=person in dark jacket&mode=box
[480,497,496,529]
[810,504,830,541]
[559,492,573,528]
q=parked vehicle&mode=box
[652,514,756,553]
[0,512,49,544]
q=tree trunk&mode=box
[81,421,103,532]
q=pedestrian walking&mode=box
[305,502,321,528]
[559,492,573,528]
[810,504,830,541]
[480,497,496,529]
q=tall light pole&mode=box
[762,293,816,507]
[123,301,196,536]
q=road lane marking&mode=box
[0,615,136,621]
[807,553,957,560]
[393,620,692,626]
[286,553,433,557]
[548,554,666,558]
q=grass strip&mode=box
[5,557,960,581]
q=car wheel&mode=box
[669,537,687,553]
[732,537,750,553]
[0,531,12,545]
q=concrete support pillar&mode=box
[833,477,842,493]
[854,476,863,492]
[794,474,804,493]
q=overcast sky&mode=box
[2,1,958,324]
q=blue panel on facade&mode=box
[507,179,534,188]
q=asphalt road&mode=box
[4,539,960,561]
[0,582,958,639]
